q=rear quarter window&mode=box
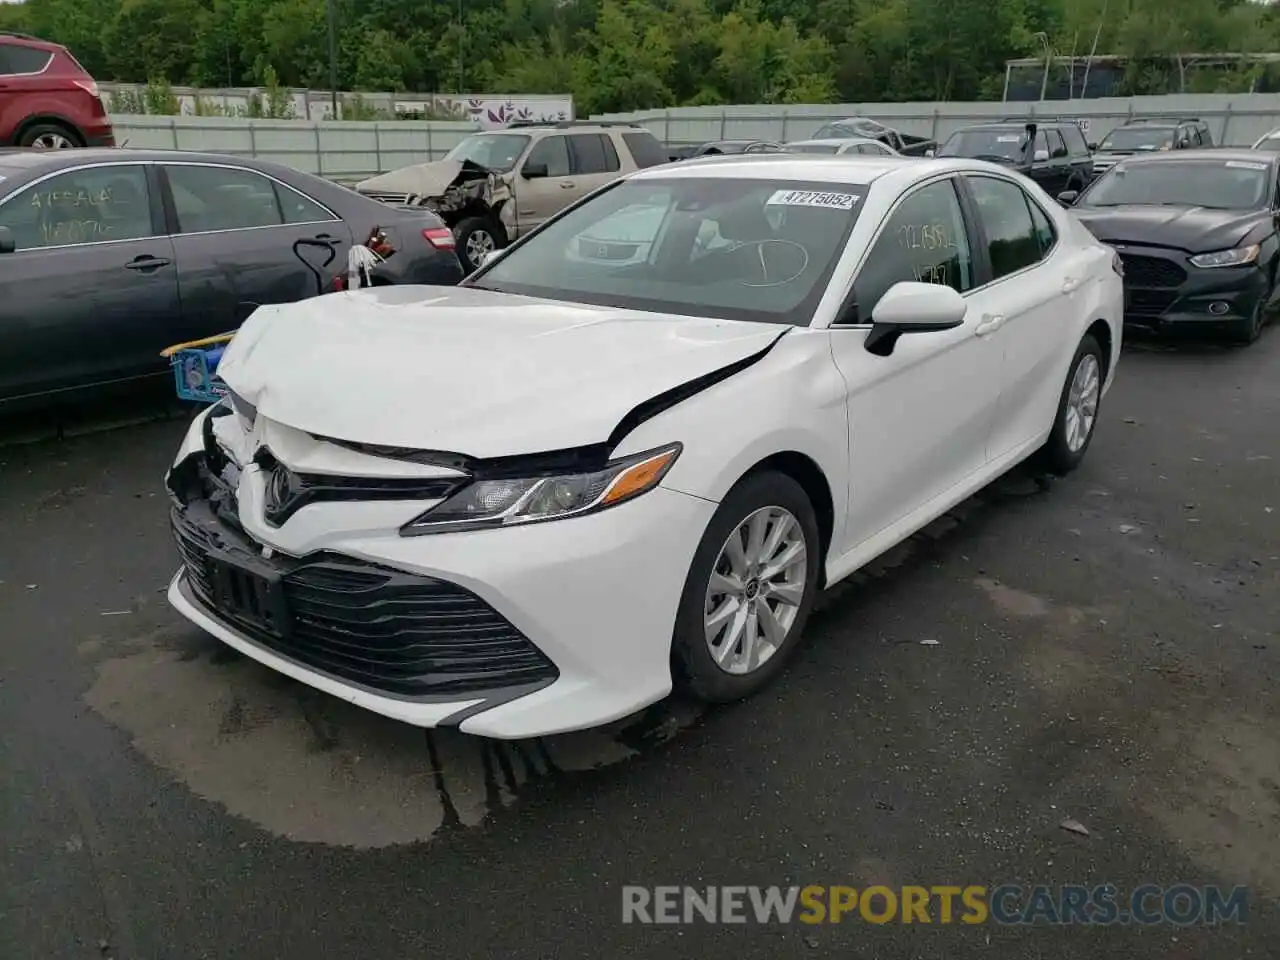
[0,43,54,75]
[1061,124,1089,156]
[621,131,671,168]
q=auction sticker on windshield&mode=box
[767,190,859,210]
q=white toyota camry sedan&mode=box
[165,154,1123,739]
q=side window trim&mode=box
[0,161,166,252]
[838,174,977,325]
[158,161,340,236]
[599,134,621,172]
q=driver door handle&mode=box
[559,181,576,189]
[974,313,1005,337]
[124,254,170,271]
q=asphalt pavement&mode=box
[1,331,1277,959]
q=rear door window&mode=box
[0,43,54,75]
[569,134,619,175]
[165,164,284,233]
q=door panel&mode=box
[0,163,181,401]
[963,175,1075,458]
[829,177,1004,556]
[512,135,572,236]
[162,162,351,344]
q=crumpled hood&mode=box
[1071,205,1266,254]
[357,159,470,198]
[215,286,786,458]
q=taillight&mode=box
[72,78,101,99]
[423,227,455,250]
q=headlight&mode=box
[1189,244,1260,269]
[400,443,681,536]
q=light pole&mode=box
[327,0,339,118]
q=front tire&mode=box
[672,471,821,703]
[454,215,506,272]
[1231,298,1266,346]
[1039,334,1104,476]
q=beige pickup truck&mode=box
[355,121,671,271]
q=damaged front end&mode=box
[357,159,512,227]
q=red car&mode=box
[0,32,113,149]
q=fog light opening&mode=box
[1207,301,1230,316]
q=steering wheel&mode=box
[732,238,811,287]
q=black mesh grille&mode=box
[172,503,558,698]
[1119,254,1186,287]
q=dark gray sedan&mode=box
[0,148,464,406]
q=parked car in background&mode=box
[356,121,671,271]
[808,117,935,156]
[0,149,463,407]
[686,139,784,157]
[1061,149,1278,344]
[165,152,1120,738]
[0,32,113,149]
[937,119,1093,196]
[1090,117,1213,174]
[784,138,901,157]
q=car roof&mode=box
[631,153,989,186]
[954,120,1073,132]
[0,147,297,176]
[785,138,880,147]
[1104,148,1273,166]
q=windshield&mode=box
[1099,127,1174,151]
[788,143,841,154]
[938,129,1033,161]
[1080,160,1271,210]
[466,177,868,325]
[443,133,531,173]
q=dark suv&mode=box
[937,119,1094,196]
[0,32,114,149]
[1090,117,1213,175]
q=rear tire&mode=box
[17,121,82,149]
[1039,334,1104,476]
[672,471,821,703]
[454,215,506,272]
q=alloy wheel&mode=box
[1064,353,1100,453]
[31,132,76,149]
[703,506,808,675]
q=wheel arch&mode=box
[736,451,835,588]
[13,113,85,146]
[1085,317,1113,383]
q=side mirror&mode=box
[924,148,935,157]
[1057,190,1079,206]
[864,282,967,355]
[1087,142,1099,151]
[522,162,549,179]
[0,226,14,255]
[1033,149,1050,162]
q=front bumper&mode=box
[165,408,716,739]
[1115,247,1267,330]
